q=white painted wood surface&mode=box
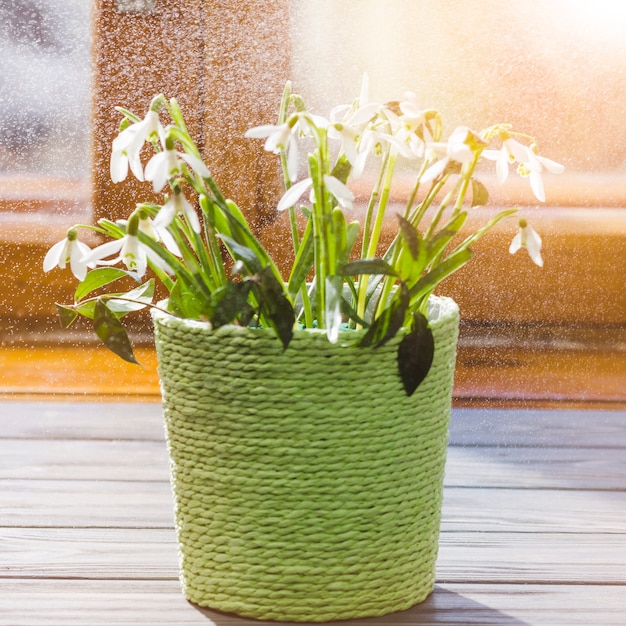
[1,401,625,625]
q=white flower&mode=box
[43,232,94,281]
[110,110,165,183]
[81,234,149,278]
[245,120,300,182]
[484,137,564,202]
[81,231,173,279]
[483,137,531,186]
[509,219,543,267]
[153,192,201,233]
[523,153,565,203]
[138,214,181,257]
[421,126,476,183]
[144,146,211,193]
[277,175,354,212]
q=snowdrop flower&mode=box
[153,191,201,233]
[277,175,354,212]
[519,150,565,203]
[110,105,166,183]
[137,210,181,257]
[421,126,477,183]
[484,136,564,202]
[509,218,543,267]
[483,136,531,186]
[144,137,211,193]
[43,229,94,281]
[81,233,149,278]
[82,212,172,278]
[245,118,300,182]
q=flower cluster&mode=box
[44,79,562,393]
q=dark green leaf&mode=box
[426,211,468,263]
[330,154,352,184]
[74,268,128,301]
[359,282,409,348]
[218,234,263,275]
[251,266,295,350]
[397,214,421,260]
[56,304,78,329]
[210,281,253,327]
[397,312,434,396]
[340,258,399,278]
[471,178,489,207]
[93,298,139,364]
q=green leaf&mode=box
[340,258,399,278]
[251,266,295,350]
[471,178,489,207]
[210,281,253,328]
[287,218,314,298]
[359,282,409,348]
[74,268,128,302]
[56,304,78,329]
[330,154,352,184]
[409,247,474,302]
[218,234,263,275]
[397,312,434,396]
[106,279,155,315]
[168,280,205,319]
[426,211,467,262]
[397,214,422,260]
[93,298,139,364]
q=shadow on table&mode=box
[191,585,529,625]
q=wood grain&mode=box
[1,402,625,625]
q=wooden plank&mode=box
[448,408,626,448]
[2,527,625,585]
[1,480,173,529]
[3,439,626,490]
[1,580,626,626]
[0,400,163,441]
[4,481,626,535]
[0,440,169,482]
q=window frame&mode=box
[4,0,625,343]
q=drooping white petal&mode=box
[495,150,510,185]
[180,152,211,179]
[178,193,201,233]
[244,124,280,139]
[43,239,69,272]
[110,150,129,183]
[537,155,565,174]
[420,157,450,183]
[508,231,522,255]
[286,135,299,182]
[323,175,354,209]
[529,170,546,202]
[153,198,177,229]
[69,241,93,281]
[81,238,124,266]
[524,225,544,267]
[277,177,312,211]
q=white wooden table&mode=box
[1,401,625,625]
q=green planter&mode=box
[152,296,460,622]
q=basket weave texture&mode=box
[152,296,460,622]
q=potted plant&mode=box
[43,77,562,621]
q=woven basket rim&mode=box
[151,295,458,339]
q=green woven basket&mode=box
[152,296,460,622]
